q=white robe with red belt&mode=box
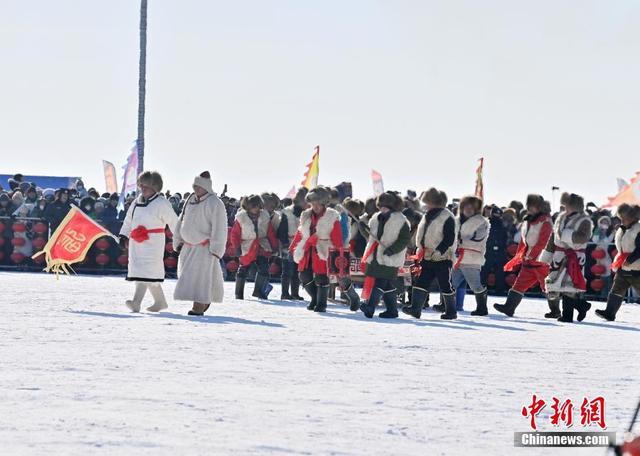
[120,194,178,282]
[173,193,228,304]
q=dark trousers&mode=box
[414,260,453,294]
[299,268,330,287]
[237,256,269,279]
[281,258,298,278]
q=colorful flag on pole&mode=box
[603,171,640,207]
[301,146,320,189]
[32,206,117,275]
[475,157,484,200]
[371,170,384,196]
[102,160,118,194]
[118,143,139,209]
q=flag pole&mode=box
[136,0,148,174]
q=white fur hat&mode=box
[193,171,213,194]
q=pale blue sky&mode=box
[1,0,638,205]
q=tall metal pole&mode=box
[137,0,147,174]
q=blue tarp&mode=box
[0,174,81,191]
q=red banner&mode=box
[32,206,117,274]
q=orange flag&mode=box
[301,146,320,189]
[32,206,117,275]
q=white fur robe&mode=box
[173,193,228,304]
[120,194,178,282]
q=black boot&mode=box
[344,284,361,312]
[544,297,561,319]
[493,289,523,317]
[432,295,445,313]
[280,274,292,300]
[557,295,574,322]
[402,286,428,319]
[303,280,318,311]
[235,276,246,300]
[379,289,399,319]
[595,293,624,321]
[290,274,304,300]
[440,292,457,320]
[253,274,269,300]
[574,298,591,322]
[315,285,329,312]
[470,289,488,316]
[360,287,384,319]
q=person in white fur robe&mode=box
[119,171,178,313]
[173,171,228,316]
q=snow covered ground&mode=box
[0,272,638,455]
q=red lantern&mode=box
[117,254,129,266]
[11,237,25,247]
[165,242,174,253]
[32,237,47,250]
[32,253,45,264]
[33,222,48,235]
[164,256,178,269]
[95,253,110,266]
[226,259,239,273]
[95,238,110,251]
[506,243,519,258]
[12,222,26,233]
[590,278,605,292]
[165,228,173,239]
[10,252,25,263]
[487,273,496,287]
[590,264,606,276]
[505,273,517,287]
[269,263,281,276]
[590,248,606,260]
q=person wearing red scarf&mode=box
[289,186,343,312]
[596,204,640,321]
[494,195,553,317]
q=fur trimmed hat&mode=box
[421,187,447,208]
[561,192,584,212]
[343,197,365,217]
[364,197,377,216]
[306,186,332,205]
[459,195,483,214]
[260,192,281,208]
[293,187,308,206]
[526,194,545,209]
[193,171,213,194]
[617,203,640,221]
[376,191,404,212]
[241,194,264,210]
[137,171,163,193]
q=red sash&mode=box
[504,243,526,272]
[556,247,587,290]
[130,225,165,243]
[360,241,379,300]
[611,252,630,272]
[453,247,482,270]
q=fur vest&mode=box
[616,222,640,271]
[455,214,489,266]
[281,206,301,239]
[235,209,272,256]
[416,208,457,261]
[293,208,340,263]
[364,211,409,268]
